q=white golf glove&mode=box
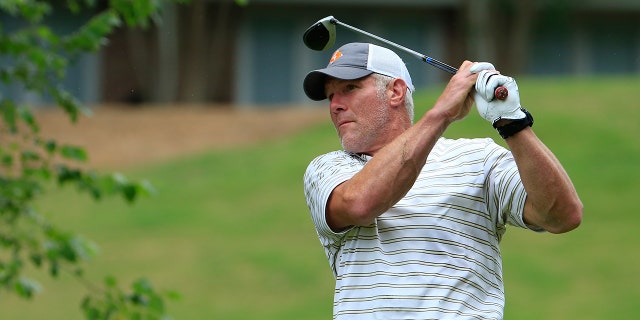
[469,62,496,74]
[473,70,526,124]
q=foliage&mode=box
[0,0,184,318]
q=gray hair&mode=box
[371,73,415,122]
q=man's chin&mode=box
[340,140,356,153]
[341,141,363,154]
[340,134,369,154]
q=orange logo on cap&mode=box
[329,50,342,64]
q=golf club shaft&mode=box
[325,17,507,100]
[331,18,458,74]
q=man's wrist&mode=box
[493,108,534,139]
[423,108,454,132]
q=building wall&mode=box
[234,4,457,106]
[232,2,640,105]
[527,9,640,75]
[3,1,639,106]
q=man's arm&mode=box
[503,127,583,233]
[326,61,481,231]
[474,72,583,233]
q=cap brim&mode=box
[303,67,373,101]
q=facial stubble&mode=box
[339,94,391,154]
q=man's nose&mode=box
[329,96,347,113]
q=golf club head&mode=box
[302,16,336,51]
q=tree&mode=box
[0,0,187,318]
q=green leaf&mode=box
[19,107,38,133]
[1,153,14,167]
[29,253,43,267]
[80,296,96,318]
[71,236,99,260]
[23,167,52,180]
[60,145,88,162]
[49,261,59,277]
[21,150,41,163]
[64,10,122,52]
[121,184,137,203]
[1,99,18,133]
[110,0,159,28]
[51,89,80,122]
[35,26,57,43]
[100,173,155,203]
[132,278,153,294]
[56,165,82,184]
[67,0,81,13]
[14,277,42,299]
[43,140,57,154]
[0,1,51,22]
[138,180,157,197]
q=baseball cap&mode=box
[303,42,415,101]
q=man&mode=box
[302,42,583,319]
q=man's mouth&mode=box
[337,120,354,128]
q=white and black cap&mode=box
[303,42,414,101]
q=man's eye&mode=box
[345,84,357,91]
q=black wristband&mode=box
[493,108,534,139]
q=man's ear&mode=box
[388,78,407,108]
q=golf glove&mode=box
[473,71,526,124]
[469,62,496,74]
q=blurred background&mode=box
[1,0,639,319]
[3,0,640,107]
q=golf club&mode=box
[303,16,508,100]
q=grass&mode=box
[2,75,639,319]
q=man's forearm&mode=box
[327,111,450,229]
[505,128,583,233]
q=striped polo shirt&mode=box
[303,137,537,320]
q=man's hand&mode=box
[430,61,487,124]
[473,71,525,124]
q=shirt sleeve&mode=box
[303,151,366,247]
[483,139,543,232]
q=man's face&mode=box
[325,75,392,154]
